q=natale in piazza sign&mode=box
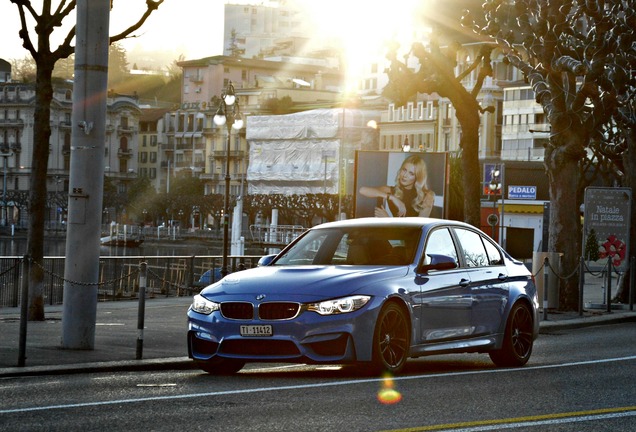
[583,187,632,271]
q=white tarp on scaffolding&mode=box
[246,108,379,195]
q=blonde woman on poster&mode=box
[359,154,435,217]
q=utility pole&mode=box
[61,0,110,349]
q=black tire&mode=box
[489,302,534,367]
[371,302,410,375]
[197,358,245,375]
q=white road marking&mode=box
[1,355,635,415]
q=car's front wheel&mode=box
[371,302,410,375]
[197,358,245,375]
[489,302,534,367]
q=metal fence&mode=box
[0,255,263,308]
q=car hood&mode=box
[199,265,408,302]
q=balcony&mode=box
[117,148,133,159]
[209,150,245,159]
[0,118,25,128]
[199,173,224,181]
[59,121,72,129]
[117,125,137,135]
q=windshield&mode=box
[273,227,421,266]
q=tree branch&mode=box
[109,0,164,43]
[11,0,38,57]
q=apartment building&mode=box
[138,108,170,192]
[163,55,344,197]
[223,2,311,59]
[377,43,520,157]
[0,59,10,83]
[0,80,142,227]
[501,84,550,161]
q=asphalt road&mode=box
[1,321,635,431]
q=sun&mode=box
[295,0,426,91]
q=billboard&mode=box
[354,151,448,219]
[583,187,632,271]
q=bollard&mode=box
[18,255,30,367]
[188,255,196,294]
[543,256,549,321]
[606,256,612,314]
[630,257,635,311]
[136,262,147,360]
[578,256,584,316]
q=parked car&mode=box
[187,217,539,375]
[197,268,223,286]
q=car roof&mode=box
[313,217,474,231]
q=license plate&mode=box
[240,325,273,337]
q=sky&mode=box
[0,0,428,78]
[0,0,225,65]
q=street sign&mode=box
[508,185,537,200]
[487,213,499,227]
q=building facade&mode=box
[0,59,11,83]
[223,2,312,59]
[163,55,344,198]
[138,108,170,193]
[0,81,142,228]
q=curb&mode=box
[0,357,197,378]
[539,311,636,333]
[2,312,635,378]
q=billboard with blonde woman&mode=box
[354,151,448,219]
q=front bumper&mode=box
[187,305,379,364]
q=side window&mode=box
[453,228,489,268]
[483,237,504,265]
[423,228,458,265]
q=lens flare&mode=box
[377,373,402,405]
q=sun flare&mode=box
[296,0,426,91]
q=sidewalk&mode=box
[1,296,635,378]
[0,296,197,377]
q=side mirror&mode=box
[418,253,458,273]
[257,254,277,266]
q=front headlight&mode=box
[191,294,220,315]
[306,295,371,316]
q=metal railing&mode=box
[0,254,262,308]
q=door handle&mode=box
[459,278,470,287]
[498,273,508,281]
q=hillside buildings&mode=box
[0,1,552,249]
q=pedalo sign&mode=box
[583,187,632,271]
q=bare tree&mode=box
[8,0,164,320]
[383,1,496,228]
[464,0,635,310]
[10,56,36,82]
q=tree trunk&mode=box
[27,60,55,321]
[545,145,583,311]
[455,102,482,228]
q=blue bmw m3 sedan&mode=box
[187,217,539,375]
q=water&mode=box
[0,236,234,258]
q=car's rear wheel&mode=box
[371,302,410,375]
[197,358,245,375]
[489,302,534,367]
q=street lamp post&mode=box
[1,151,12,227]
[213,81,244,277]
[489,166,501,241]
